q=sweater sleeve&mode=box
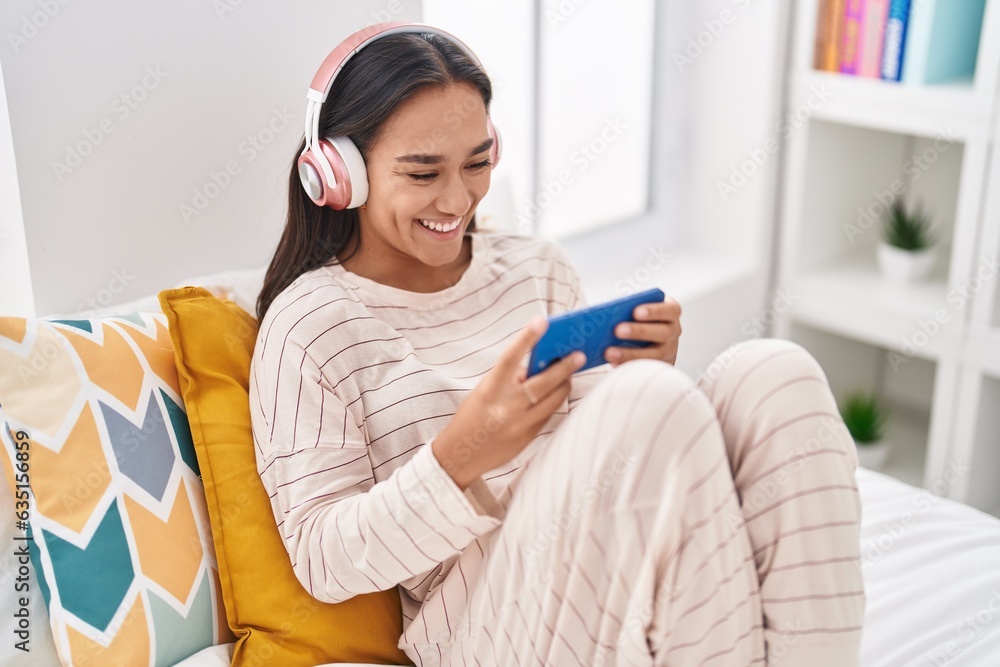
[251,337,504,605]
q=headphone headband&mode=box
[307,22,484,104]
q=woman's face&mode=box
[356,82,493,276]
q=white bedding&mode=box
[856,468,1000,665]
[169,468,1000,667]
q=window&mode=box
[422,0,655,239]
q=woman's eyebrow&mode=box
[395,138,494,165]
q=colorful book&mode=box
[880,0,911,81]
[814,0,846,71]
[858,0,891,77]
[901,0,988,84]
[840,0,865,74]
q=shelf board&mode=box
[790,261,965,361]
[792,71,993,142]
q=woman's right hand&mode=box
[432,315,586,490]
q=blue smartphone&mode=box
[526,288,665,378]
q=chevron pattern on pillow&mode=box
[0,313,232,667]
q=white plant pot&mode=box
[877,243,935,284]
[855,439,890,471]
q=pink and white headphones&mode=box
[298,21,502,210]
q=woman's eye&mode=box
[405,160,493,182]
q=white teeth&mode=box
[417,218,461,233]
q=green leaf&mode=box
[881,198,936,251]
[839,390,889,444]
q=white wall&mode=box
[678,0,793,375]
[687,0,791,267]
[0,53,33,316]
[0,0,421,317]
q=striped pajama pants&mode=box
[412,338,865,666]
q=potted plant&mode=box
[877,198,937,284]
[840,390,890,470]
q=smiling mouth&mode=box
[414,217,462,233]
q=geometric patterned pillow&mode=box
[0,313,234,666]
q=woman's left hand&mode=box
[604,297,682,366]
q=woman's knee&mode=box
[750,338,827,377]
[586,358,722,467]
[573,359,731,512]
[698,338,827,393]
[706,338,856,468]
[594,358,704,414]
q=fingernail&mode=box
[573,352,586,366]
[636,307,648,318]
[619,324,631,336]
[607,348,620,361]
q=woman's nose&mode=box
[434,171,474,215]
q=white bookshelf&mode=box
[790,71,993,142]
[775,0,1000,517]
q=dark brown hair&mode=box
[255,32,493,322]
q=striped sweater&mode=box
[248,230,610,644]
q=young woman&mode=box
[249,23,865,666]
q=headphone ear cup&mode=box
[297,136,369,209]
[297,148,328,207]
[326,136,369,209]
[487,117,502,169]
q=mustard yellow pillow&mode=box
[157,287,411,667]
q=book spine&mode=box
[841,0,865,74]
[901,0,982,85]
[880,0,912,80]
[858,0,890,77]
[815,0,846,71]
